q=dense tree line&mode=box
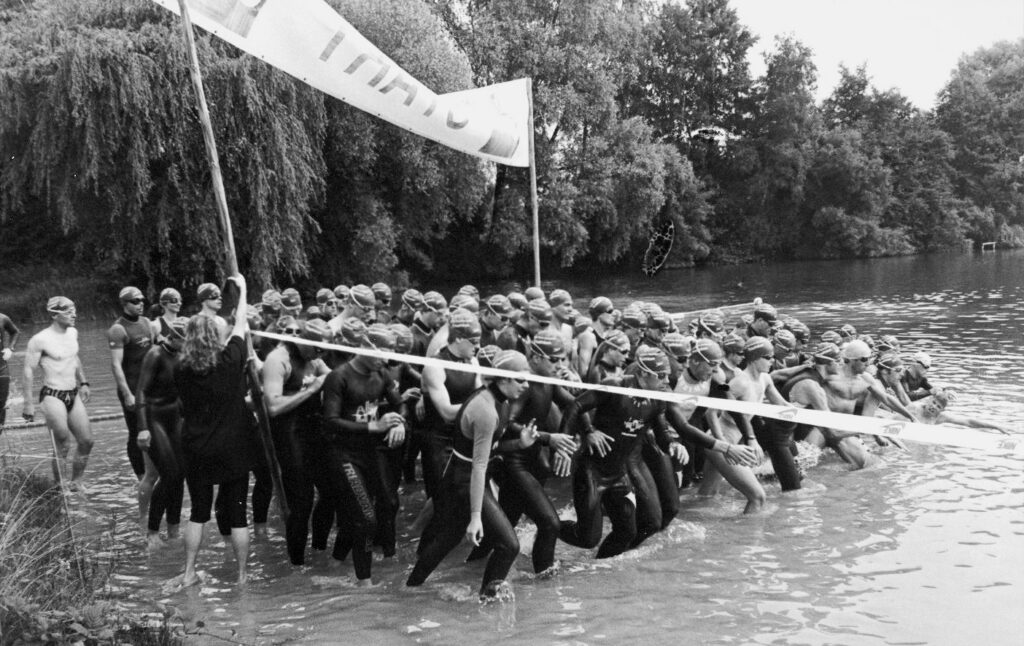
[1,0,1021,293]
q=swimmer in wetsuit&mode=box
[23,296,93,489]
[407,350,533,601]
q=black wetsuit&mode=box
[418,347,477,500]
[321,361,404,580]
[0,313,19,427]
[137,342,184,533]
[407,384,520,595]
[267,346,325,565]
[113,314,153,477]
[559,376,715,557]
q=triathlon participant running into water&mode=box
[23,297,93,490]
[108,286,157,529]
[407,350,533,601]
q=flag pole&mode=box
[174,0,289,520]
[527,77,541,288]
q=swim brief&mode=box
[39,386,78,413]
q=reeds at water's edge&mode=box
[0,454,182,645]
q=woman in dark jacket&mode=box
[170,274,253,587]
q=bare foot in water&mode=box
[146,532,166,552]
[163,571,204,594]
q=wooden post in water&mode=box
[528,77,541,288]
[174,0,289,520]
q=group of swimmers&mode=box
[12,279,1010,599]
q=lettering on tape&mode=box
[778,407,799,421]
[883,422,906,436]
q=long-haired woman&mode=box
[170,274,253,587]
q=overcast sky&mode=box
[730,0,1024,110]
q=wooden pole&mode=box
[174,0,289,520]
[527,77,541,288]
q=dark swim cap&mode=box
[721,333,745,355]
[476,344,501,368]
[743,336,774,361]
[493,349,530,373]
[401,288,424,311]
[661,332,692,359]
[448,308,482,340]
[530,328,566,359]
[635,346,670,377]
[339,318,368,346]
[366,323,397,350]
[389,324,414,354]
[348,285,376,310]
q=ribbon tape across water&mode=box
[253,331,1023,456]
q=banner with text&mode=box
[152,0,530,166]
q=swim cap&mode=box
[485,294,513,316]
[524,286,545,302]
[821,330,842,345]
[747,318,772,339]
[371,282,392,303]
[910,351,932,369]
[339,318,368,346]
[526,299,553,323]
[876,351,903,371]
[743,336,774,361]
[301,318,332,342]
[348,284,376,310]
[753,303,778,323]
[333,284,350,300]
[572,315,592,337]
[603,329,631,354]
[773,329,798,351]
[401,288,424,311]
[261,290,282,312]
[388,324,414,354]
[276,315,298,332]
[635,346,670,377]
[448,308,482,340]
[810,342,840,363]
[492,349,530,373]
[196,283,221,301]
[721,333,746,355]
[691,338,725,363]
[366,323,397,350]
[315,288,333,305]
[589,296,615,318]
[838,324,858,340]
[647,312,672,331]
[785,320,810,343]
[476,344,501,368]
[304,305,323,320]
[160,288,182,304]
[119,286,144,302]
[281,288,302,311]
[530,328,567,360]
[696,315,724,337]
[662,332,691,359]
[457,284,480,301]
[548,289,572,307]
[422,291,448,313]
[507,291,528,310]
[876,334,900,352]
[449,293,480,314]
[842,339,872,360]
[619,306,645,329]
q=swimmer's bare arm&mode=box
[22,335,42,418]
[75,356,90,404]
[936,411,1012,434]
[108,323,133,407]
[228,275,247,339]
[866,376,917,422]
[262,351,326,417]
[421,365,459,423]
[726,376,764,460]
[135,346,160,450]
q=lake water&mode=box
[2,251,1023,645]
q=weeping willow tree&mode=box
[0,0,488,292]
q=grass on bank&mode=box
[0,457,184,645]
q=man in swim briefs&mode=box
[23,296,94,489]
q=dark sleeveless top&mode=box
[452,384,510,459]
[117,315,153,393]
[423,346,478,436]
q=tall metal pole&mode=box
[174,0,289,520]
[527,77,541,288]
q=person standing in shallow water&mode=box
[0,310,20,428]
[171,274,254,587]
[23,297,94,489]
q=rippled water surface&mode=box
[3,251,1023,645]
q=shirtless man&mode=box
[824,340,917,448]
[23,297,94,488]
[0,311,20,428]
[575,296,616,378]
[883,389,1013,434]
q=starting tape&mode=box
[252,331,1023,456]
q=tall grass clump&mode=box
[0,458,183,644]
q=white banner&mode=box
[151,0,531,166]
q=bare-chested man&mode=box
[824,340,917,447]
[23,296,93,489]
